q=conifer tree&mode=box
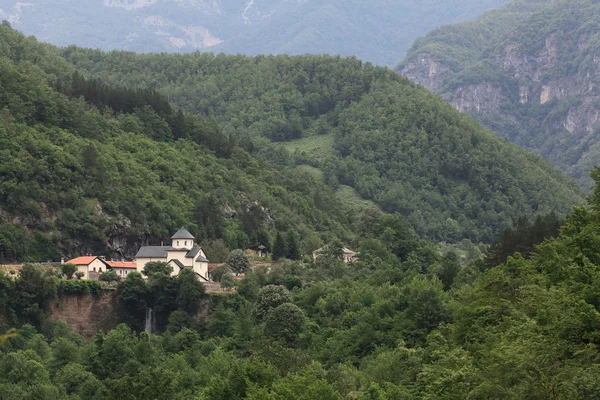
[286,231,300,260]
[273,232,287,261]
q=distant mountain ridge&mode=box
[397,0,600,188]
[0,0,510,65]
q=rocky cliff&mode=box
[398,0,600,188]
[49,291,120,339]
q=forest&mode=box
[1,172,600,399]
[2,8,600,399]
[60,41,583,243]
[0,22,584,261]
[398,0,600,189]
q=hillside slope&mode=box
[62,44,584,243]
[398,0,600,188]
[0,0,510,66]
[0,23,360,262]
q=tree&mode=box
[273,232,287,261]
[286,231,301,260]
[176,269,205,314]
[74,271,84,280]
[254,285,292,321]
[61,263,77,279]
[211,265,232,283]
[265,303,305,344]
[117,272,148,331]
[142,262,172,278]
[435,252,461,291]
[99,269,120,283]
[226,249,251,275]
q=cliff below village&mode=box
[49,291,120,339]
[397,0,600,188]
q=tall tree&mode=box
[273,232,287,261]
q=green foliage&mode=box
[254,285,292,322]
[57,280,102,295]
[99,269,120,283]
[226,249,251,276]
[60,263,77,279]
[273,233,287,261]
[264,303,305,344]
[61,43,583,244]
[400,0,600,188]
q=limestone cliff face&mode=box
[397,0,600,188]
[49,291,120,339]
[399,53,450,93]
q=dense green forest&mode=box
[2,170,600,398]
[60,43,583,243]
[398,0,600,189]
[0,22,365,262]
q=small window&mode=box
[177,241,180,247]
[99,268,102,273]
[185,241,187,246]
[93,267,96,272]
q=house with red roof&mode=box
[106,261,137,279]
[65,256,110,280]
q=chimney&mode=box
[61,257,65,265]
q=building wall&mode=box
[77,265,90,279]
[113,267,134,278]
[78,258,107,279]
[193,260,208,280]
[166,250,191,268]
[171,239,194,250]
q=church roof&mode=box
[186,247,201,259]
[168,259,185,270]
[171,227,195,240]
[136,246,168,258]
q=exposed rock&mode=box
[49,291,120,339]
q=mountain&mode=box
[61,42,583,244]
[398,0,600,188]
[0,0,511,66]
[0,23,368,262]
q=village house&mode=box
[65,256,110,280]
[106,260,137,278]
[312,246,358,263]
[135,227,210,281]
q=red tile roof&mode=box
[107,261,137,269]
[208,263,224,271]
[66,256,99,266]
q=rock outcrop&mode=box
[397,0,600,188]
[49,291,120,339]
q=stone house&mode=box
[135,227,209,281]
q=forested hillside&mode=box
[398,0,600,189]
[62,45,583,243]
[0,0,509,66]
[0,23,364,262]
[3,171,600,398]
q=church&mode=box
[135,227,209,281]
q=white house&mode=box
[135,227,209,281]
[65,256,110,280]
